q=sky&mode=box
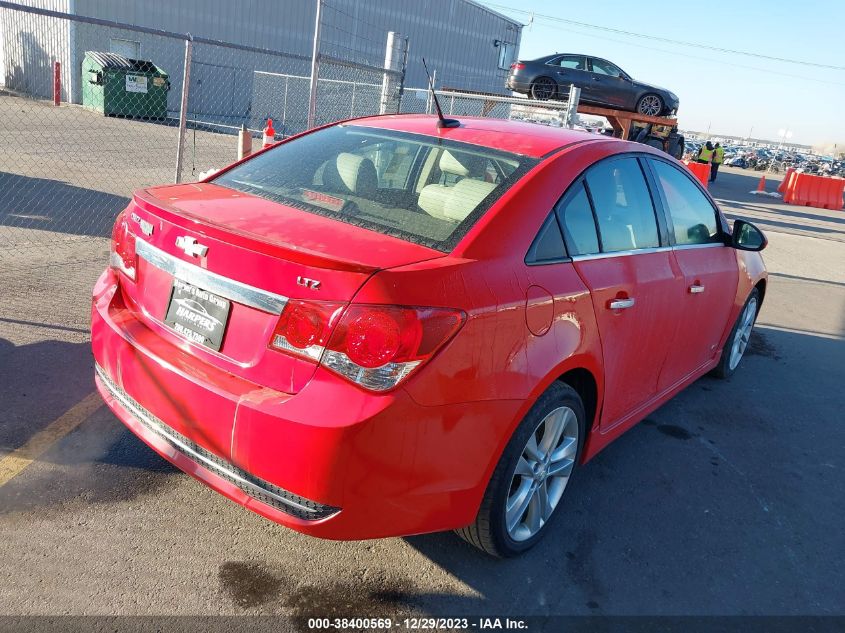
[479,0,845,147]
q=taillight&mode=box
[510,62,525,71]
[109,211,136,281]
[270,300,345,361]
[270,302,465,392]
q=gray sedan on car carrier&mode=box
[507,54,679,116]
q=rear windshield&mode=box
[213,125,537,251]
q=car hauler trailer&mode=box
[578,104,685,159]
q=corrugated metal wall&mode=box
[74,0,521,92]
[1,0,521,120]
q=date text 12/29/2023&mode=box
[307,618,529,630]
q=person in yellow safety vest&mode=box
[697,141,715,164]
[710,142,725,182]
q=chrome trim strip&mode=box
[570,242,727,262]
[672,242,726,251]
[95,364,333,519]
[570,245,673,262]
[135,239,289,315]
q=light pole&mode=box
[777,128,793,149]
[768,127,793,179]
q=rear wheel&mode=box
[712,289,760,379]
[456,382,584,557]
[529,78,556,101]
[636,93,664,116]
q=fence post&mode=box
[52,60,61,105]
[174,35,193,184]
[237,124,251,161]
[307,0,323,129]
[562,84,580,128]
[379,31,403,114]
[396,36,409,112]
[425,69,436,114]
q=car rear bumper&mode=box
[91,268,519,539]
[506,76,531,93]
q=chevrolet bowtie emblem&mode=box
[175,236,208,258]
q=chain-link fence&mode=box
[0,3,182,258]
[0,0,577,269]
[399,88,579,128]
[0,0,406,264]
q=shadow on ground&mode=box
[0,171,128,238]
[399,327,845,615]
[0,335,178,515]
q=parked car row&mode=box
[683,142,845,177]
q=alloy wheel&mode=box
[729,297,758,371]
[637,94,663,116]
[531,79,555,100]
[505,406,578,542]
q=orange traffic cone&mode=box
[756,175,766,192]
[262,118,276,148]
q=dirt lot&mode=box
[1,123,844,622]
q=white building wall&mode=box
[1,0,72,100]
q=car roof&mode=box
[348,114,606,159]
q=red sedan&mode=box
[92,115,767,557]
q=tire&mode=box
[456,382,585,557]
[644,138,665,151]
[529,77,556,101]
[636,93,664,116]
[711,288,760,379]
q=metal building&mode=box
[1,0,522,122]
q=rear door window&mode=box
[214,125,536,252]
[550,55,587,70]
[556,182,599,256]
[584,157,660,252]
[526,213,567,263]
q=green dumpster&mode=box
[82,51,170,119]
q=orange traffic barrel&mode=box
[683,160,710,188]
[778,167,795,193]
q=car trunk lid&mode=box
[119,183,444,395]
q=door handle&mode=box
[689,284,706,294]
[608,297,636,310]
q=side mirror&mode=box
[732,219,767,251]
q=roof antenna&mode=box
[422,58,460,129]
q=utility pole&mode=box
[307,0,323,129]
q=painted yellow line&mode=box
[0,392,104,486]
